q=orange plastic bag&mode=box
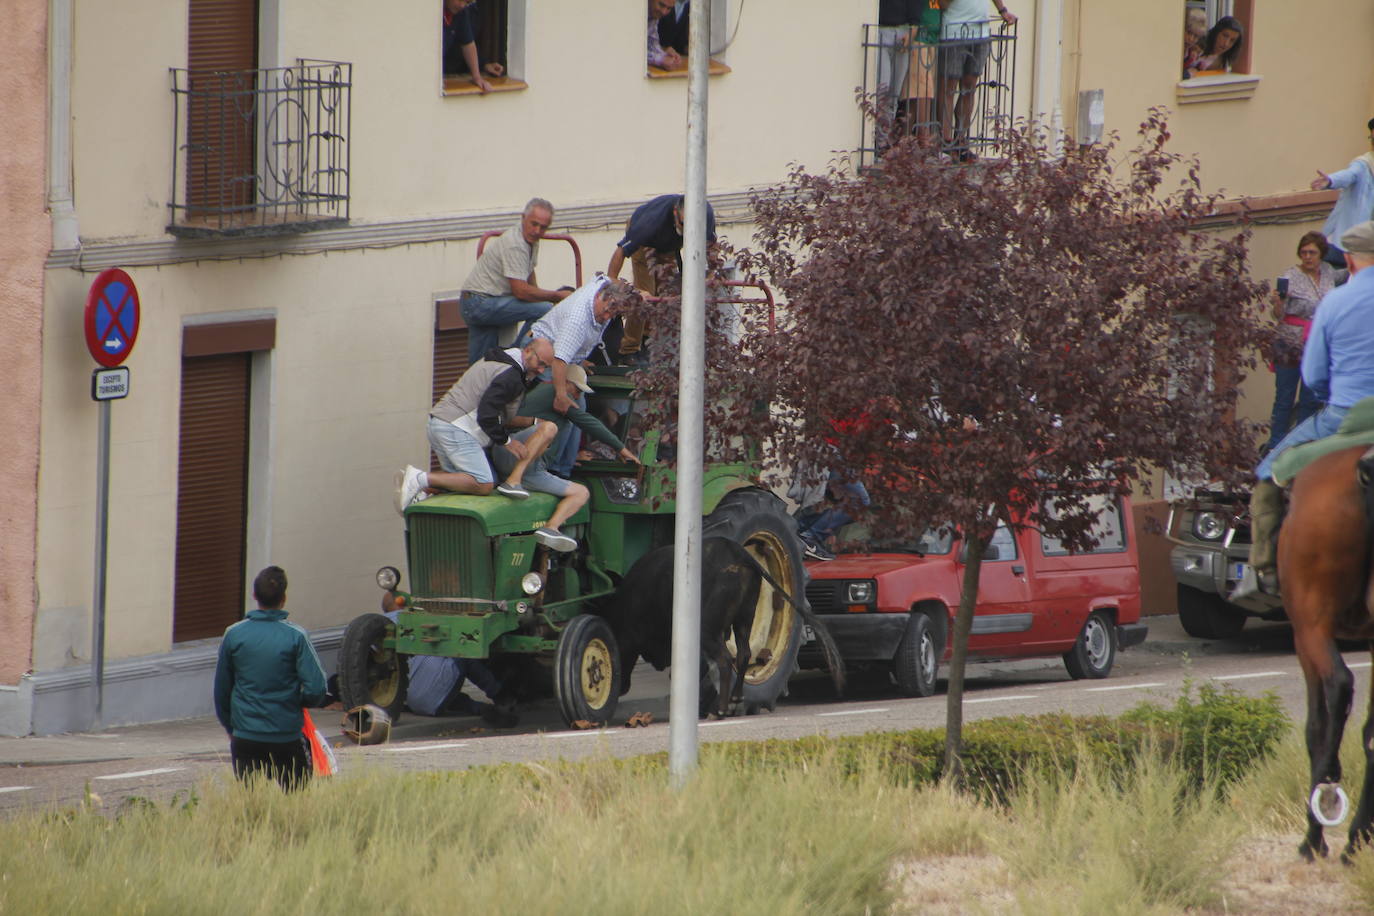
[302,709,339,777]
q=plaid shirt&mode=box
[531,275,610,365]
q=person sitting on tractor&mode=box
[490,364,640,552]
[1233,219,1374,600]
[394,337,555,514]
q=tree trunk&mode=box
[943,533,986,787]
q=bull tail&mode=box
[723,539,847,697]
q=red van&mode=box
[799,496,1147,696]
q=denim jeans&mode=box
[547,393,587,476]
[796,478,870,544]
[460,291,553,365]
[1256,403,1348,481]
[1267,365,1322,452]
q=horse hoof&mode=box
[1311,783,1350,827]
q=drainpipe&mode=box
[48,0,79,251]
[1031,0,1065,147]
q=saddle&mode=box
[1271,396,1374,487]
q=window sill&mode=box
[1175,73,1260,105]
[646,59,731,79]
[442,75,528,97]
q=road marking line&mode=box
[1350,661,1372,669]
[546,730,611,739]
[0,787,32,794]
[1210,671,1285,681]
[817,708,891,717]
[1085,682,1167,692]
[384,742,469,753]
[965,695,1035,704]
[94,767,183,781]
[700,719,752,727]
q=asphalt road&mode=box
[1,614,1366,817]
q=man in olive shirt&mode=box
[490,365,639,552]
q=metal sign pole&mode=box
[91,398,111,727]
[668,0,711,787]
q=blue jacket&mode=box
[213,608,328,743]
[1322,155,1374,249]
[1302,265,1374,409]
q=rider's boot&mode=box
[1230,478,1282,601]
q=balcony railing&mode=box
[858,21,1016,168]
[169,59,351,237]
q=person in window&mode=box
[1189,15,1243,75]
[938,0,1017,162]
[443,0,504,93]
[1265,232,1339,453]
[1310,118,1374,268]
[658,0,691,58]
[648,0,686,71]
[1181,7,1207,78]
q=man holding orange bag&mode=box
[213,566,330,789]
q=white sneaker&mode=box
[394,465,423,515]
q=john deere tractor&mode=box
[337,370,808,728]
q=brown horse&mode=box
[1278,444,1374,862]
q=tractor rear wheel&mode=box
[702,488,808,714]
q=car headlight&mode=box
[376,566,401,590]
[847,581,875,604]
[1191,511,1226,541]
[521,572,544,596]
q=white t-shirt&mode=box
[941,0,992,41]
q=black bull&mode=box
[602,537,845,716]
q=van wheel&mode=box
[1064,610,1115,679]
[1177,584,1247,640]
[893,613,938,697]
[338,613,408,721]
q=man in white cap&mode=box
[1234,219,1374,599]
[490,364,640,552]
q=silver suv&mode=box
[1167,491,1285,639]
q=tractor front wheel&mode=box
[337,613,408,722]
[554,614,621,727]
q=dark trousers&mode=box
[230,735,311,790]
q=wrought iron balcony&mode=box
[169,59,351,238]
[857,22,1017,169]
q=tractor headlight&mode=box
[1191,511,1226,541]
[521,572,544,596]
[376,566,402,590]
[847,581,875,604]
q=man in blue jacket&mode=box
[214,566,329,789]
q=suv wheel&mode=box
[1177,584,1247,640]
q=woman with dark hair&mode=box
[1190,15,1243,74]
[1265,231,1339,451]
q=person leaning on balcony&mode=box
[1310,119,1374,268]
[213,566,329,791]
[442,0,504,93]
[875,1,941,149]
[648,0,686,71]
[459,198,571,366]
[1232,220,1374,601]
[394,337,556,514]
[1188,15,1243,75]
[490,364,640,553]
[605,194,717,364]
[937,0,1016,162]
[657,0,691,58]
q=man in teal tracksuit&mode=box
[213,566,329,789]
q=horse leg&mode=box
[1343,645,1374,862]
[1298,637,1355,861]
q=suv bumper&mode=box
[1117,622,1148,650]
[1169,543,1283,616]
[799,613,908,664]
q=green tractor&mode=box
[337,370,809,728]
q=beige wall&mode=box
[70,0,871,241]
[0,0,47,681]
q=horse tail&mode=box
[723,539,848,697]
[1360,448,1374,612]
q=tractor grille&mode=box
[806,580,842,615]
[408,514,493,599]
